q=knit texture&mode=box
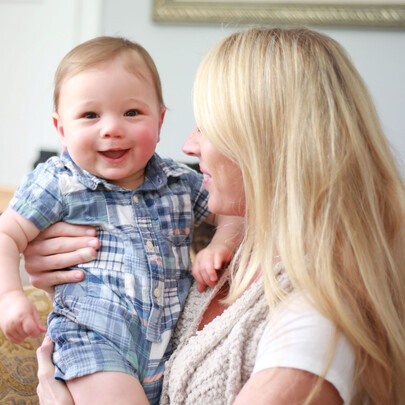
[161,266,290,404]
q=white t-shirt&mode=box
[252,294,355,404]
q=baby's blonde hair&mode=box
[194,27,405,404]
[53,36,164,111]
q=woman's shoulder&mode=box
[253,293,355,404]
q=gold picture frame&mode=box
[153,1,405,28]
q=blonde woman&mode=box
[29,28,405,404]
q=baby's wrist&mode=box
[0,288,26,304]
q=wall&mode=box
[0,0,404,187]
[0,0,102,187]
[103,1,405,172]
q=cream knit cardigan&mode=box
[160,267,290,404]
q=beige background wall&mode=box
[0,0,404,188]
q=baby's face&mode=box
[53,58,165,190]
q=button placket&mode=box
[131,191,165,339]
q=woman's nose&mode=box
[182,126,201,157]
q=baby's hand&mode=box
[192,244,233,292]
[0,290,46,344]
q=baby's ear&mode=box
[157,106,166,142]
[52,112,65,145]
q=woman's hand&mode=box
[24,223,100,294]
[36,336,74,405]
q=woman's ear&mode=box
[52,112,66,146]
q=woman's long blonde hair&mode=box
[193,27,405,404]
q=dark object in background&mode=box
[33,150,58,169]
[192,221,216,253]
[185,162,200,173]
[183,162,216,251]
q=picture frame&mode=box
[153,1,405,29]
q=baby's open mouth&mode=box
[99,149,129,159]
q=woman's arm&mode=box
[235,294,354,405]
[233,367,343,405]
[23,222,100,293]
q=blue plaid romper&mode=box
[11,153,210,404]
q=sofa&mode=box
[0,287,52,404]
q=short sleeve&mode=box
[252,294,355,404]
[10,158,64,230]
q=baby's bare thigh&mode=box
[66,370,149,405]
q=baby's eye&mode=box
[83,112,98,119]
[125,109,139,117]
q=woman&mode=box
[28,28,405,404]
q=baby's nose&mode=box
[100,117,124,138]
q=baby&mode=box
[0,37,241,404]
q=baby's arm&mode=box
[192,214,244,292]
[0,207,46,343]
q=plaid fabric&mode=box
[11,153,210,404]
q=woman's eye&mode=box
[125,109,139,117]
[83,112,98,119]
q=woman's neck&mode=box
[197,281,230,331]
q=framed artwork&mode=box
[153,0,405,28]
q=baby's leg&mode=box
[66,371,149,405]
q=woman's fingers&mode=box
[37,336,55,377]
[25,235,99,259]
[28,266,85,293]
[23,223,99,272]
[25,242,98,270]
[34,223,97,240]
[22,225,99,292]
